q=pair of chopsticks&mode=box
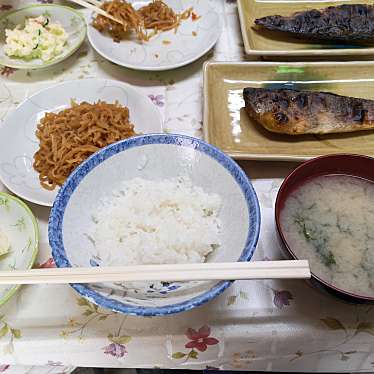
[70,0,125,26]
[0,261,310,285]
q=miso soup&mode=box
[280,174,374,297]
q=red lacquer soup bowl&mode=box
[275,154,374,304]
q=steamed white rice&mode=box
[91,177,222,266]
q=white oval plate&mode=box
[87,0,222,71]
[0,4,87,70]
[0,79,163,207]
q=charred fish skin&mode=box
[254,4,374,42]
[243,87,374,135]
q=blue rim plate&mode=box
[49,134,261,316]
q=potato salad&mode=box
[4,16,68,62]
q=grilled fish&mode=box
[254,4,374,42]
[243,87,374,135]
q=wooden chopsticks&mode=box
[0,261,310,285]
[69,0,125,26]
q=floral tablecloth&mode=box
[1,1,374,373]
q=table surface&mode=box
[0,1,374,373]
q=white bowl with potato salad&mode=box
[0,4,86,69]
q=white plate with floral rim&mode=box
[87,0,222,71]
[0,78,163,207]
[0,4,86,70]
[0,192,38,306]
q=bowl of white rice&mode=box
[49,134,261,316]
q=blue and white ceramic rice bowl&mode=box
[49,134,261,316]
